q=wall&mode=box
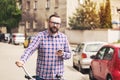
[108,29,120,42]
[0,27,7,33]
[65,29,120,44]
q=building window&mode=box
[46,0,50,9]
[55,0,59,8]
[26,21,30,29]
[34,1,37,10]
[26,1,30,10]
[33,20,37,29]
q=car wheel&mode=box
[78,61,84,73]
[107,75,112,80]
[73,62,76,68]
[89,68,96,80]
[78,64,82,72]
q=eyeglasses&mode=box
[50,21,61,26]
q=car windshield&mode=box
[85,44,103,52]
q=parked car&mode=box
[0,33,5,42]
[89,43,120,80]
[72,41,107,73]
[23,36,35,48]
[4,33,10,42]
[11,33,25,45]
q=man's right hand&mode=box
[15,60,24,67]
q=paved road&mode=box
[0,42,89,80]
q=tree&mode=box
[69,0,100,30]
[0,0,22,33]
[99,0,112,29]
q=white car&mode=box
[72,41,107,73]
[4,33,10,42]
[11,33,25,45]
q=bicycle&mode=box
[21,66,64,80]
[22,66,35,80]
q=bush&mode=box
[117,40,120,43]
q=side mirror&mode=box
[72,49,77,55]
[90,55,96,59]
[72,49,76,52]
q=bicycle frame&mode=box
[22,66,35,80]
[22,66,64,80]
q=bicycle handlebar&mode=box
[21,66,35,80]
[21,66,64,80]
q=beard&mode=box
[49,26,58,33]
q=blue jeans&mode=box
[36,76,44,80]
[35,76,64,80]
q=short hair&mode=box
[49,14,60,20]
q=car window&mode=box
[79,44,84,52]
[75,44,84,52]
[96,47,107,59]
[75,44,80,52]
[85,44,103,52]
[103,47,114,60]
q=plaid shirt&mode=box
[20,30,71,79]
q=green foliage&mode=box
[0,0,22,32]
[99,0,112,29]
[69,0,100,30]
[69,0,112,30]
[118,40,120,43]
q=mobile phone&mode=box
[57,49,62,52]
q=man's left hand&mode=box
[56,50,63,56]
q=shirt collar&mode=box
[45,30,60,38]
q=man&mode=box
[15,14,71,80]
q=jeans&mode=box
[36,76,44,80]
[35,76,64,80]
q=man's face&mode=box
[48,17,61,34]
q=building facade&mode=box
[19,0,120,36]
[110,0,120,29]
[19,0,80,35]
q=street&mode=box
[0,42,89,80]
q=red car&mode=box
[89,44,120,80]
